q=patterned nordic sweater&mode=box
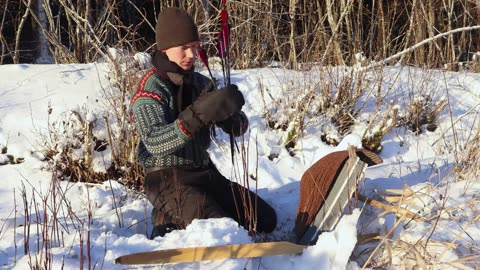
[131,68,212,168]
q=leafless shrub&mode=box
[362,103,399,153]
[4,0,150,189]
[13,165,132,270]
[399,94,448,135]
[258,67,368,151]
[258,74,316,151]
[38,54,146,188]
[19,174,68,270]
[329,69,367,138]
[283,87,316,149]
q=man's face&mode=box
[163,41,199,70]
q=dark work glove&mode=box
[179,84,245,135]
[217,111,249,137]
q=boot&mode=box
[150,223,179,239]
[150,208,180,239]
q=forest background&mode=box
[3,0,480,69]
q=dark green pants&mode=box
[145,163,277,235]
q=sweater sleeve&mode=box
[132,97,192,158]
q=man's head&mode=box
[156,7,200,70]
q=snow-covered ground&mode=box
[0,62,479,269]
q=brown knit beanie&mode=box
[155,8,199,51]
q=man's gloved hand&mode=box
[217,111,249,137]
[179,83,245,135]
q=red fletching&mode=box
[216,43,225,58]
[222,24,230,50]
[217,31,223,45]
[221,9,228,30]
[221,0,226,6]
[198,49,209,67]
[216,31,225,58]
[219,9,230,55]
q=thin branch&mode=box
[368,25,480,70]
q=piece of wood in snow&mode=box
[115,241,306,265]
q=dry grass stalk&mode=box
[360,203,411,269]
[458,123,480,178]
[357,172,480,269]
[228,131,260,237]
[356,193,425,221]
[12,165,131,269]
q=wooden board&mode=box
[115,241,306,265]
